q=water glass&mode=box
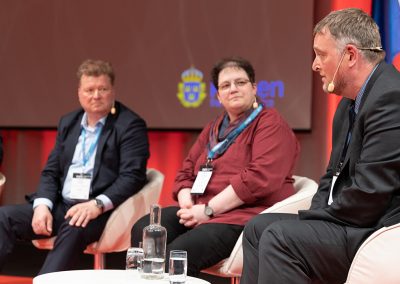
[169,250,187,284]
[126,247,144,271]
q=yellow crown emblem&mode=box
[177,66,207,108]
[181,67,203,82]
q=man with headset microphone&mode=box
[0,59,149,275]
[240,8,400,284]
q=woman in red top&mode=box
[131,56,299,276]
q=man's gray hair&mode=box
[314,8,385,63]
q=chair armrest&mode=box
[32,237,57,250]
[259,176,317,215]
[210,175,318,277]
[86,169,164,253]
[33,169,165,256]
[226,176,317,275]
[345,223,400,284]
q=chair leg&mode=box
[93,252,105,269]
[231,276,241,284]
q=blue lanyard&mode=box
[81,126,102,167]
[207,105,263,161]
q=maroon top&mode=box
[173,108,300,226]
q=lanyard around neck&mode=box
[81,126,102,167]
[335,104,355,175]
[207,104,263,162]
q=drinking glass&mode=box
[169,250,187,284]
[126,246,144,271]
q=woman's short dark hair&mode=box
[211,56,255,89]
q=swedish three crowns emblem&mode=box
[177,66,206,108]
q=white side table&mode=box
[33,269,211,284]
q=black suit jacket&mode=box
[29,101,149,208]
[300,62,400,229]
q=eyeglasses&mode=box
[82,87,111,97]
[218,79,251,93]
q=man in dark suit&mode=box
[240,8,400,284]
[0,59,149,274]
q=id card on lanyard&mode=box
[329,114,355,205]
[190,105,263,195]
[69,126,101,200]
[191,165,213,195]
[70,173,92,200]
[328,175,338,205]
[329,157,344,205]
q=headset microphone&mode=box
[110,102,116,115]
[327,81,335,93]
[327,51,346,93]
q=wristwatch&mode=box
[204,203,214,218]
[94,198,104,212]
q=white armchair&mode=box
[345,223,400,284]
[32,168,164,269]
[201,175,318,283]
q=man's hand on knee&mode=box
[65,201,102,228]
[32,204,53,236]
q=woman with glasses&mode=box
[131,56,299,276]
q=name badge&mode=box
[70,173,92,200]
[328,175,338,205]
[191,165,213,195]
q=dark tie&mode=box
[344,103,355,154]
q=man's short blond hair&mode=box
[77,59,115,85]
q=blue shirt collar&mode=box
[354,63,379,114]
[81,113,107,130]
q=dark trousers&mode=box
[0,202,111,275]
[131,206,243,276]
[240,213,374,284]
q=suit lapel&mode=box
[342,62,386,166]
[92,114,114,182]
[341,102,354,166]
[357,62,386,112]
[63,114,83,175]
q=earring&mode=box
[253,98,259,109]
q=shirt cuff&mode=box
[33,198,54,211]
[96,194,113,212]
